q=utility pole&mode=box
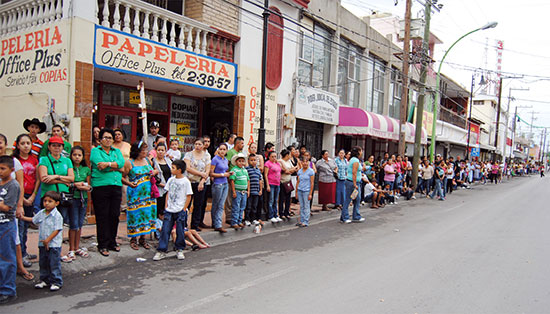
[257,0,270,152]
[398,0,412,157]
[411,0,432,188]
[493,77,503,161]
[539,128,545,161]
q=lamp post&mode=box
[429,21,498,162]
[465,73,486,160]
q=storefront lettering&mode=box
[1,26,62,56]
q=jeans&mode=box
[335,179,346,206]
[33,186,42,214]
[157,211,187,252]
[446,177,454,194]
[200,184,211,224]
[268,184,280,219]
[189,182,206,229]
[395,173,403,189]
[211,183,228,229]
[231,191,247,225]
[297,190,310,225]
[19,193,35,257]
[0,220,17,296]
[70,199,87,230]
[442,177,447,198]
[341,180,362,221]
[39,246,62,286]
[92,185,122,250]
[278,183,291,217]
[422,178,433,195]
[245,194,261,221]
[430,179,444,199]
[57,204,72,228]
[384,180,394,191]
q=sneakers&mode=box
[176,250,185,260]
[360,201,366,206]
[153,252,166,261]
[0,294,17,304]
[50,284,61,291]
[276,217,283,222]
[341,219,352,224]
[352,218,366,223]
[411,196,417,200]
[22,258,32,267]
[35,281,48,289]
[244,220,251,227]
[393,201,398,205]
[270,217,278,223]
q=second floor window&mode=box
[366,57,386,113]
[338,38,362,107]
[388,68,402,119]
[298,23,331,90]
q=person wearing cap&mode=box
[229,153,249,229]
[39,125,72,158]
[37,136,74,248]
[21,118,46,156]
[225,136,245,224]
[147,121,164,152]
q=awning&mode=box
[480,143,496,151]
[337,106,427,144]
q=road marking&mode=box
[162,267,297,314]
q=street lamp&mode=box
[465,72,487,160]
[429,21,498,162]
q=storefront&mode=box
[294,85,339,158]
[336,106,427,158]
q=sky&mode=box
[341,0,550,144]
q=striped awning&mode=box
[336,106,427,144]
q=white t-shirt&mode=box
[12,158,23,180]
[364,182,375,195]
[166,149,181,161]
[163,176,193,213]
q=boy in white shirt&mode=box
[153,160,192,261]
[166,139,182,161]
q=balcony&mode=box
[439,106,467,129]
[0,0,238,62]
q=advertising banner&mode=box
[94,25,237,94]
[295,85,339,125]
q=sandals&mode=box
[109,245,121,252]
[61,251,76,263]
[98,248,110,257]
[18,271,35,281]
[75,248,89,258]
[130,239,139,250]
[138,238,151,250]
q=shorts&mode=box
[363,192,374,202]
[69,199,88,230]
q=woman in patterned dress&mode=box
[122,141,158,250]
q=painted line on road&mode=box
[162,266,297,314]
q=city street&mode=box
[4,176,549,314]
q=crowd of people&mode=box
[0,117,542,304]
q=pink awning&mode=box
[337,106,427,144]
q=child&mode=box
[245,154,264,226]
[383,184,397,205]
[229,153,249,229]
[296,156,314,227]
[361,175,380,209]
[166,139,182,161]
[25,191,64,291]
[0,155,21,304]
[65,146,92,261]
[153,160,193,261]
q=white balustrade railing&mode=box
[0,0,64,36]
[98,0,215,55]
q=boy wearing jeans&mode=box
[245,154,263,226]
[28,191,64,291]
[296,157,314,227]
[154,160,193,261]
[0,156,21,304]
[229,153,249,229]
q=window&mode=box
[366,56,386,113]
[298,23,331,90]
[101,83,168,112]
[388,68,402,119]
[338,38,362,107]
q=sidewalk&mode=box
[20,202,328,277]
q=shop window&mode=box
[338,38,361,107]
[298,23,331,90]
[101,83,168,112]
[388,68,402,119]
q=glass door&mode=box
[102,110,137,143]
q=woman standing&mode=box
[265,151,282,223]
[152,142,172,220]
[278,149,296,220]
[68,146,92,260]
[248,142,264,171]
[210,143,230,233]
[92,126,101,148]
[340,146,365,223]
[112,129,131,160]
[90,129,125,256]
[316,150,338,211]
[420,159,434,196]
[122,142,158,250]
[184,138,210,231]
[334,149,347,210]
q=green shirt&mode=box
[226,149,246,166]
[90,146,125,187]
[229,166,249,191]
[38,154,74,197]
[73,165,91,199]
[39,139,72,158]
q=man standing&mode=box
[225,134,236,151]
[225,136,245,223]
[39,124,72,157]
[147,121,164,151]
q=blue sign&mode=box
[471,147,480,157]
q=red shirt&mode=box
[17,154,39,195]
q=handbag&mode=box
[148,159,161,198]
[282,181,294,193]
[48,157,73,207]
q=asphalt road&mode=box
[4,176,549,314]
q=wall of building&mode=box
[185,0,240,35]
